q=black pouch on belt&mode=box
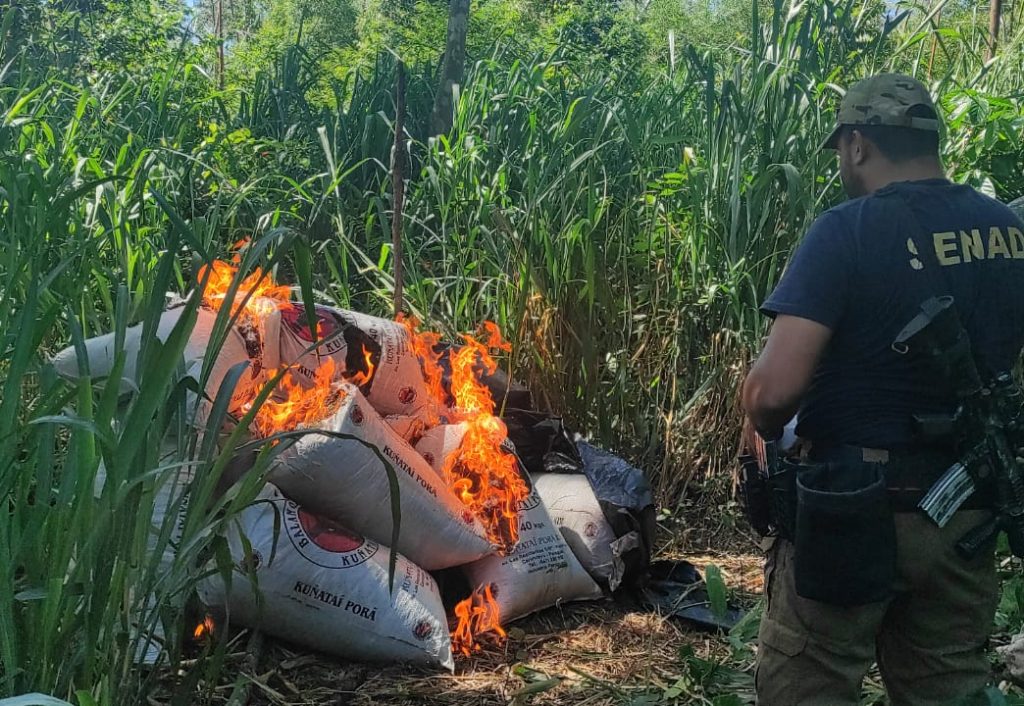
[794,461,896,605]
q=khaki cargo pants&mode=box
[755,510,999,706]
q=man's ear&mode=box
[849,129,869,166]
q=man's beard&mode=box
[841,169,869,198]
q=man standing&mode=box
[743,74,1024,705]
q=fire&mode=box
[401,317,447,423]
[249,358,347,438]
[193,614,216,641]
[197,259,291,327]
[451,584,505,656]
[403,318,529,552]
[346,344,377,388]
[196,255,348,435]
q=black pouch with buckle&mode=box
[794,461,896,605]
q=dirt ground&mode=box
[154,542,1024,706]
[157,549,765,706]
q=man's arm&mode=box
[742,315,834,440]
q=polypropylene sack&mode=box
[267,383,493,570]
[532,472,626,591]
[278,304,433,418]
[463,488,602,622]
[385,414,428,444]
[414,422,522,477]
[51,304,278,411]
[200,485,454,670]
[413,423,468,476]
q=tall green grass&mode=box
[1,0,1022,702]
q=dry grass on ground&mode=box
[154,553,765,706]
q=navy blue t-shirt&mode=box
[762,179,1024,449]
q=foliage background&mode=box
[1,0,1023,702]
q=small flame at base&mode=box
[193,615,216,641]
[452,584,506,657]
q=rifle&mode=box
[892,296,1024,559]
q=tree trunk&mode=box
[987,0,1003,60]
[430,0,470,137]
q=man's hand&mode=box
[740,416,767,470]
[742,314,833,439]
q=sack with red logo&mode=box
[463,488,602,622]
[51,302,279,413]
[413,423,467,476]
[277,303,434,418]
[532,472,631,591]
[384,414,428,444]
[267,383,493,571]
[200,484,454,670]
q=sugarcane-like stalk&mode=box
[392,61,407,317]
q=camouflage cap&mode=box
[822,73,939,151]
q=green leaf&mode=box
[511,678,561,696]
[73,693,98,706]
[705,564,728,620]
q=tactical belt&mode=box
[803,442,995,513]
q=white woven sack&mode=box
[267,383,493,570]
[532,473,623,589]
[413,423,468,476]
[51,305,278,412]
[200,485,454,670]
[278,304,433,418]
[384,414,428,444]
[463,488,602,622]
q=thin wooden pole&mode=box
[392,61,407,318]
[988,0,1003,60]
[216,0,225,90]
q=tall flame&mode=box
[401,318,447,425]
[451,584,505,656]
[403,318,529,552]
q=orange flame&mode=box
[197,259,291,327]
[346,344,376,388]
[451,584,506,656]
[401,316,446,426]
[193,614,216,641]
[196,256,349,436]
[403,318,528,552]
[247,358,347,438]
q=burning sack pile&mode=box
[52,256,656,672]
